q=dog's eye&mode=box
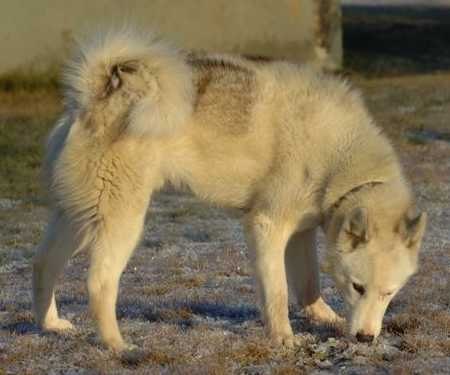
[352,283,365,296]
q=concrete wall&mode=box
[0,0,342,77]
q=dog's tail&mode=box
[62,28,194,137]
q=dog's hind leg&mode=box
[33,211,78,332]
[87,202,149,352]
[285,229,342,324]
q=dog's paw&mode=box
[105,337,141,354]
[311,310,345,326]
[271,333,302,349]
[305,298,343,326]
[42,318,74,332]
[332,315,346,326]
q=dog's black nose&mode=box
[356,332,374,343]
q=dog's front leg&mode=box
[245,212,298,347]
[285,229,343,325]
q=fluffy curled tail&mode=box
[62,28,194,137]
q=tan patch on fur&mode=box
[188,57,256,135]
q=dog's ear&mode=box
[397,207,427,250]
[340,207,370,249]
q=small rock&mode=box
[240,365,270,375]
[120,347,149,367]
[317,359,333,369]
[342,345,357,360]
[379,344,400,361]
[353,355,368,365]
[314,350,328,361]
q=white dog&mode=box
[32,30,426,351]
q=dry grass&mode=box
[0,89,60,200]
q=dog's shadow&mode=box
[2,298,342,342]
[2,320,39,335]
[117,298,259,332]
[117,298,344,340]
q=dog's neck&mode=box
[322,181,384,232]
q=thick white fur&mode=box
[64,29,194,136]
[32,30,426,352]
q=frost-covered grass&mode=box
[1,73,449,373]
[1,6,450,372]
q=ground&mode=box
[1,5,449,375]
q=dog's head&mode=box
[325,204,427,343]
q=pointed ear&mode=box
[340,207,370,250]
[398,207,427,249]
